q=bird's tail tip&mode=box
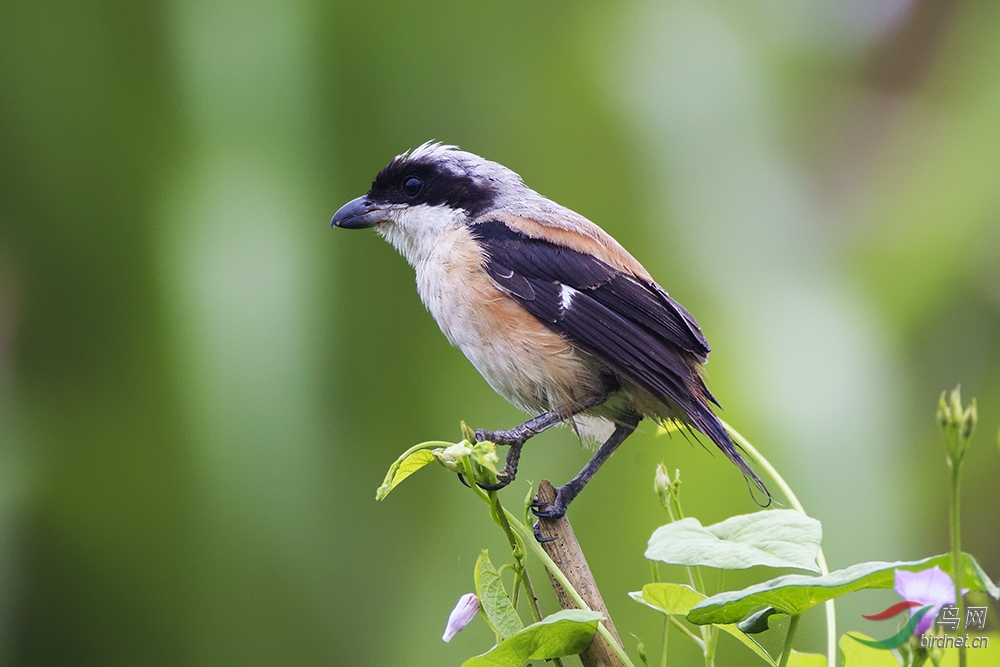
[693,410,772,506]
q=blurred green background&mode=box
[1,0,998,664]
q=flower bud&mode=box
[937,386,977,466]
[633,634,649,666]
[960,398,977,441]
[460,420,477,445]
[653,463,682,515]
[949,387,963,425]
[434,442,473,472]
[442,593,479,642]
[653,462,672,501]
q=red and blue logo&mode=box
[848,601,936,650]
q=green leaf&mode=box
[786,650,827,667]
[645,510,822,572]
[629,583,704,615]
[629,583,776,665]
[461,609,603,667]
[474,550,523,639]
[375,441,451,500]
[688,552,999,626]
[838,633,898,667]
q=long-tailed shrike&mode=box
[331,142,768,519]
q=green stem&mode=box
[670,616,705,649]
[701,572,719,667]
[491,489,545,624]
[510,570,521,611]
[692,567,711,651]
[520,568,543,624]
[950,459,966,667]
[685,567,699,597]
[722,420,836,667]
[703,573,722,667]
[777,615,801,667]
[704,625,718,667]
[660,616,668,667]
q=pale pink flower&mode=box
[894,567,963,635]
[442,593,479,642]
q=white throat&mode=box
[376,204,468,268]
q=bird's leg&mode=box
[531,414,640,520]
[475,393,608,491]
[475,409,563,447]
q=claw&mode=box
[477,477,510,492]
[533,521,557,543]
[476,467,513,491]
[530,498,567,520]
[456,473,471,488]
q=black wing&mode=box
[470,219,767,498]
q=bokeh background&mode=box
[1,0,998,664]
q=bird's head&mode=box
[331,142,526,263]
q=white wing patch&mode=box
[560,284,577,312]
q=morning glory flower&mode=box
[442,593,479,642]
[894,567,960,635]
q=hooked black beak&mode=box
[330,195,388,229]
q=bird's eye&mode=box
[402,176,423,197]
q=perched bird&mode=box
[332,142,768,519]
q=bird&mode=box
[331,142,768,520]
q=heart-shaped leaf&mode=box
[645,510,822,572]
[628,583,704,616]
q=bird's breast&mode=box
[412,227,603,413]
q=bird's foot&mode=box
[474,443,523,491]
[529,493,568,520]
[530,494,564,542]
